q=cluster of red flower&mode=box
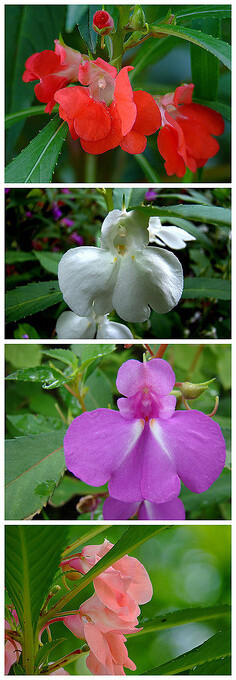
[23,38,224,177]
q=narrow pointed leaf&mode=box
[5,117,67,183]
[6,281,63,323]
[183,277,231,300]
[143,630,231,674]
[131,604,230,636]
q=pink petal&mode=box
[116,358,176,397]
[103,496,139,519]
[138,498,185,520]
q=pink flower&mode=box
[93,10,114,35]
[103,496,186,520]
[22,40,82,113]
[5,610,21,674]
[64,358,226,507]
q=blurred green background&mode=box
[38,525,231,674]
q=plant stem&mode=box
[84,153,97,182]
[134,154,160,182]
[155,344,169,359]
[104,188,114,211]
[187,345,204,378]
[111,6,129,68]
[62,526,112,557]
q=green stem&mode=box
[111,5,129,68]
[5,105,51,130]
[104,188,114,211]
[84,153,97,182]
[134,154,160,182]
[62,526,112,557]
[19,526,36,674]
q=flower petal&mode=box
[103,496,138,519]
[58,246,117,317]
[158,410,226,493]
[97,319,133,339]
[111,252,151,322]
[56,311,96,339]
[138,498,185,520]
[135,246,184,314]
[64,409,144,486]
[116,358,176,398]
[132,90,161,134]
[114,66,136,136]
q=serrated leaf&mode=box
[182,277,231,300]
[6,281,63,323]
[144,630,231,674]
[150,23,231,70]
[132,604,230,636]
[5,432,66,519]
[71,343,116,371]
[6,366,70,389]
[42,349,78,367]
[33,250,62,275]
[5,117,67,183]
[78,5,99,53]
[5,526,68,642]
[134,204,231,226]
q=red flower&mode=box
[157,84,224,177]
[93,10,114,34]
[55,59,161,155]
[22,40,82,113]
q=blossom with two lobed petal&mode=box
[64,358,226,508]
[58,209,187,323]
[157,84,224,177]
[22,40,83,113]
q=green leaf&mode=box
[144,630,231,674]
[150,23,231,70]
[191,17,220,101]
[42,348,78,368]
[6,281,63,323]
[5,344,42,369]
[78,5,99,53]
[7,414,65,436]
[5,525,68,640]
[66,4,88,32]
[34,639,65,669]
[180,468,231,512]
[134,153,160,182]
[62,526,113,556]
[33,251,62,276]
[5,432,66,519]
[6,366,71,389]
[6,251,36,264]
[175,6,231,22]
[134,203,231,226]
[5,105,47,130]
[50,475,108,508]
[71,343,116,371]
[85,368,113,409]
[5,117,67,183]
[132,604,230,636]
[190,657,231,674]
[182,277,231,300]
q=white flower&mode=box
[58,209,188,323]
[56,310,133,340]
[148,217,196,249]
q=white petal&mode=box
[135,246,183,314]
[97,319,133,339]
[101,209,149,252]
[112,252,151,322]
[56,311,96,339]
[58,246,118,317]
[148,219,196,249]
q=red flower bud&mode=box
[93,10,114,35]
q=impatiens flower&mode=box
[22,39,82,113]
[103,495,186,520]
[148,216,195,249]
[55,60,161,154]
[93,10,114,35]
[64,358,226,506]
[145,189,158,201]
[56,309,133,339]
[157,84,224,177]
[5,610,21,674]
[70,231,84,246]
[61,217,75,228]
[52,202,63,221]
[58,209,184,323]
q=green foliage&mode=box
[5,117,67,183]
[145,630,230,674]
[6,281,63,324]
[77,5,99,53]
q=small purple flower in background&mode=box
[22,334,29,339]
[5,188,11,194]
[61,217,74,228]
[64,358,226,518]
[25,211,32,218]
[145,189,158,201]
[61,188,71,194]
[103,496,185,520]
[52,202,63,220]
[70,231,84,246]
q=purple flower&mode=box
[52,202,63,221]
[64,359,226,505]
[70,231,84,246]
[22,334,29,339]
[145,189,158,201]
[61,218,74,228]
[25,211,32,218]
[5,188,11,194]
[61,188,70,194]
[103,496,185,520]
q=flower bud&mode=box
[129,5,146,30]
[177,378,215,399]
[92,10,114,35]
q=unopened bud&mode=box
[93,10,114,35]
[81,644,90,652]
[177,378,215,399]
[129,5,146,30]
[76,494,100,514]
[151,12,176,38]
[50,585,61,595]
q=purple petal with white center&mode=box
[116,359,176,397]
[108,422,181,503]
[138,498,185,520]
[64,409,144,487]
[156,410,226,493]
